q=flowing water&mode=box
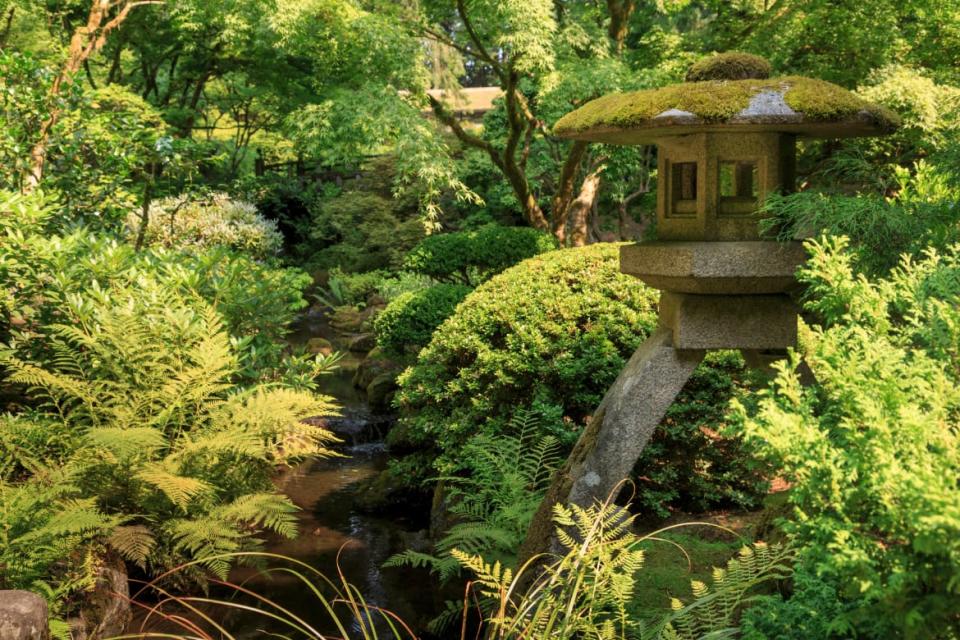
[130,312,439,637]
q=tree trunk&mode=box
[606,0,637,56]
[24,0,156,191]
[550,141,588,244]
[567,168,603,247]
[0,7,15,47]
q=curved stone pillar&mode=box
[518,328,704,563]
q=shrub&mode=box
[739,562,893,640]
[304,189,424,273]
[2,194,310,383]
[374,283,472,355]
[376,271,436,302]
[740,236,960,636]
[760,160,960,275]
[402,224,557,285]
[128,192,284,258]
[392,244,766,514]
[324,268,391,307]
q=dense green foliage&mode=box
[392,244,767,515]
[0,189,330,620]
[290,165,426,274]
[373,283,472,356]
[3,0,960,636]
[386,408,561,620]
[739,236,960,636]
[1,194,311,383]
[403,225,557,285]
[3,281,337,573]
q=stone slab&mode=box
[621,240,806,294]
[0,591,48,640]
[659,292,797,349]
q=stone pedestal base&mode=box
[519,313,807,569]
[660,291,797,350]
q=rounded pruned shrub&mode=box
[390,243,768,515]
[128,192,284,258]
[374,284,472,356]
[402,224,557,285]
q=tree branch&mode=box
[456,0,503,79]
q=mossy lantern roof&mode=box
[554,53,899,144]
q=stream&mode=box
[131,312,439,637]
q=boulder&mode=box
[366,372,398,413]
[305,337,334,356]
[0,591,48,640]
[68,553,131,640]
[329,305,364,334]
[348,333,377,353]
[352,347,401,390]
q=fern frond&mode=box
[136,463,211,510]
[215,493,299,539]
[646,541,796,640]
[83,427,166,459]
[108,525,156,568]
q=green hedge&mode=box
[390,243,767,515]
[374,284,472,355]
[403,224,557,285]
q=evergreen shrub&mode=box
[391,244,767,515]
[374,283,472,355]
[741,236,960,636]
[402,224,557,285]
[129,192,284,258]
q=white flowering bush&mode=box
[129,192,284,258]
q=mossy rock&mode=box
[352,347,403,390]
[554,76,900,143]
[686,52,772,82]
[366,372,398,413]
[348,333,377,353]
[305,337,334,355]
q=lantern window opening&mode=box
[670,161,698,217]
[718,159,759,218]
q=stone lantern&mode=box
[520,53,898,558]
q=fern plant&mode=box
[646,542,796,640]
[452,500,645,640]
[0,470,119,621]
[386,409,560,582]
[450,496,794,640]
[1,277,339,586]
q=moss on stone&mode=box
[554,76,900,137]
[686,52,772,82]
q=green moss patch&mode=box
[554,76,900,136]
[686,52,772,82]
